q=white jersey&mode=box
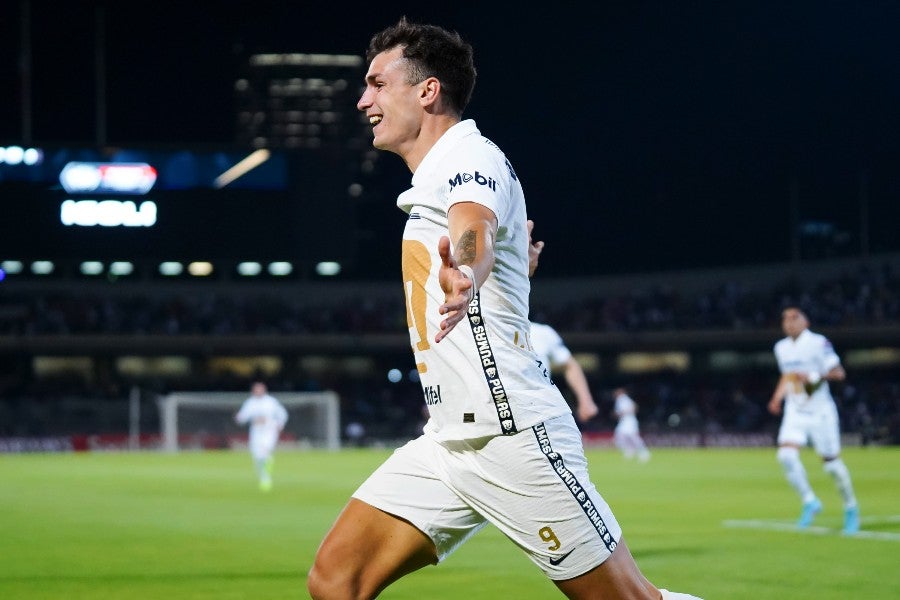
[529,321,572,371]
[773,328,841,412]
[235,394,288,438]
[397,119,570,441]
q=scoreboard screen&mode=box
[0,145,357,268]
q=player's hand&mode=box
[577,399,600,423]
[767,397,783,416]
[526,219,544,278]
[436,236,475,344]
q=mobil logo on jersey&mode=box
[448,170,497,192]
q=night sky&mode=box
[2,1,898,278]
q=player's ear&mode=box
[419,77,441,107]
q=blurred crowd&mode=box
[1,259,899,445]
[1,261,897,336]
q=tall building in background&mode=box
[232,52,387,278]
[234,52,369,152]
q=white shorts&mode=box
[352,413,622,581]
[615,416,639,437]
[249,429,278,460]
[777,401,841,457]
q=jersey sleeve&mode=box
[545,328,572,365]
[441,139,510,217]
[275,401,288,427]
[819,336,841,372]
[235,399,252,424]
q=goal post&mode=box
[158,390,340,452]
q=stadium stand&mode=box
[1,253,899,448]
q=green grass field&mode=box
[1,446,898,599]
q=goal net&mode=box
[158,391,340,452]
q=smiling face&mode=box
[357,46,425,158]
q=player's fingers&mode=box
[438,236,454,266]
[435,310,464,343]
[439,292,469,315]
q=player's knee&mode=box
[307,555,363,600]
[822,457,843,473]
[306,564,327,600]
[776,446,799,467]
[306,562,332,600]
[307,570,361,600]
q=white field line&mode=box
[722,516,900,542]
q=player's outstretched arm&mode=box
[436,201,497,343]
[563,357,599,422]
[767,375,790,415]
[435,236,475,343]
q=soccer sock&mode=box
[660,589,704,599]
[823,458,857,508]
[636,437,651,461]
[616,436,634,458]
[777,447,815,503]
[254,457,268,480]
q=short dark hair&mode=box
[366,16,476,116]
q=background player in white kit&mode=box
[612,387,651,462]
[529,321,600,424]
[234,381,288,492]
[526,221,598,425]
[767,306,859,534]
[308,19,703,599]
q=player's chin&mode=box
[372,139,394,153]
[371,130,397,152]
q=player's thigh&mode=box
[352,435,487,561]
[452,415,622,581]
[310,497,437,597]
[250,433,276,457]
[777,411,810,447]
[619,418,638,436]
[809,405,841,458]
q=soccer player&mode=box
[767,306,860,534]
[530,320,600,424]
[525,221,599,425]
[234,381,288,492]
[612,387,651,462]
[307,18,703,600]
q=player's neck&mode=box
[403,114,460,173]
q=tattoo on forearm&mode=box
[457,230,477,265]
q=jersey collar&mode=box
[411,119,479,186]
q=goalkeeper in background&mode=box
[235,381,288,492]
